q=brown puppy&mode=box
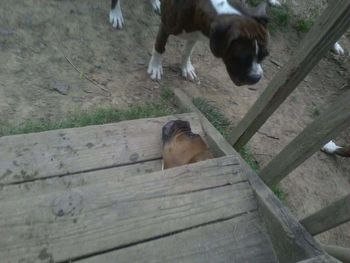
[148,0,270,86]
[162,120,213,169]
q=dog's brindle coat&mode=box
[148,0,270,86]
[162,120,213,169]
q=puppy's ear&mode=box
[210,20,239,58]
[251,2,269,26]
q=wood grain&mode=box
[79,212,277,263]
[0,156,255,263]
[0,113,202,184]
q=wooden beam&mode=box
[300,194,350,236]
[322,244,350,263]
[0,156,253,262]
[260,89,350,186]
[296,255,339,263]
[229,0,350,150]
[0,113,202,184]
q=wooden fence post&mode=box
[259,89,350,186]
[229,0,350,150]
[301,194,350,236]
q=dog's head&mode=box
[162,120,192,144]
[209,3,269,86]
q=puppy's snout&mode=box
[247,62,263,85]
[247,74,262,85]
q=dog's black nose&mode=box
[246,74,261,85]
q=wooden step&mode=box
[0,155,276,262]
[0,113,203,184]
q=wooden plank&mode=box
[250,171,328,263]
[300,194,350,236]
[322,244,350,263]
[229,0,350,149]
[296,255,340,263]
[260,89,350,186]
[0,156,256,263]
[0,113,202,184]
[79,212,277,263]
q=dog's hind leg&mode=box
[181,40,197,81]
[109,0,124,29]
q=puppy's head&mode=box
[209,3,269,86]
[162,120,191,144]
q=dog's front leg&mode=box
[150,0,161,14]
[181,40,197,80]
[148,24,169,80]
[109,0,124,29]
[332,42,345,55]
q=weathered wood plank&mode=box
[296,255,340,263]
[79,212,277,263]
[0,113,202,184]
[0,156,255,263]
[260,89,350,186]
[251,171,328,263]
[300,194,350,236]
[229,0,350,149]
[322,244,350,263]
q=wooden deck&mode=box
[0,113,337,262]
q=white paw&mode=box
[181,61,197,81]
[332,42,345,55]
[109,8,124,29]
[321,140,340,154]
[150,0,161,13]
[269,0,281,6]
[148,50,163,80]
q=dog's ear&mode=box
[210,19,239,58]
[251,2,269,26]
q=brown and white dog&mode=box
[162,120,213,169]
[109,0,160,28]
[148,0,270,86]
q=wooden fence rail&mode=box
[301,194,350,236]
[229,0,350,150]
[259,89,350,186]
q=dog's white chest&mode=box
[210,0,241,15]
[177,31,208,42]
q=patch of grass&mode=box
[0,98,180,137]
[160,87,175,101]
[296,19,314,33]
[239,147,260,172]
[193,98,231,137]
[272,185,287,201]
[270,5,292,28]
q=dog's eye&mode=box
[236,54,253,67]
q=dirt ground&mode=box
[0,0,349,247]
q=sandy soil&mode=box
[0,0,349,247]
